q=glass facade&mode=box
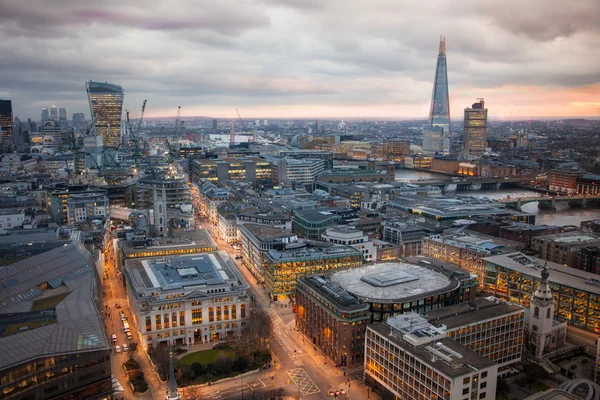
[429,37,451,138]
[0,100,13,154]
[463,100,488,157]
[264,250,363,300]
[86,81,124,149]
[484,261,600,333]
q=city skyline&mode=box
[1,0,599,120]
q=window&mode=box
[164,313,170,329]
[479,392,486,399]
[534,307,539,318]
[241,304,246,319]
[462,388,469,395]
[546,308,551,319]
[172,312,177,328]
[216,307,222,321]
[145,317,152,332]
[155,315,162,330]
[463,377,470,385]
[231,305,236,319]
[180,311,185,326]
[481,382,487,389]
[481,371,487,379]
[192,309,202,325]
[224,305,229,320]
[209,307,214,322]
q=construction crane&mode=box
[235,108,247,132]
[181,121,194,143]
[137,99,147,136]
[172,106,182,142]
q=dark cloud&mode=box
[0,0,598,119]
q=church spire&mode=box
[166,350,181,399]
[533,260,553,304]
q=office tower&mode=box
[41,107,49,122]
[86,81,124,149]
[0,100,14,154]
[59,107,67,128]
[73,112,85,126]
[428,35,451,154]
[463,98,487,158]
[50,105,58,121]
[212,118,218,130]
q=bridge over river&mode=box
[497,194,600,210]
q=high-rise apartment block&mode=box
[426,36,451,155]
[0,100,13,154]
[86,81,124,149]
[463,98,488,158]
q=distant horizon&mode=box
[140,115,600,122]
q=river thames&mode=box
[395,169,600,227]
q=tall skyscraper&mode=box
[59,107,67,123]
[50,105,58,121]
[41,107,49,122]
[0,100,13,154]
[212,118,218,130]
[463,98,488,158]
[86,81,124,149]
[72,112,85,129]
[427,35,451,154]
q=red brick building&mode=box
[295,275,370,367]
[548,168,584,194]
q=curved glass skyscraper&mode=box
[426,36,451,154]
[86,81,124,149]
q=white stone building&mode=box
[124,252,250,350]
[322,226,377,261]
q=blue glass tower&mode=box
[428,35,451,153]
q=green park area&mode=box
[179,349,234,366]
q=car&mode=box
[111,334,117,343]
[130,343,138,351]
[127,332,133,340]
[115,303,121,309]
[122,344,128,352]
[328,390,345,397]
[115,345,122,353]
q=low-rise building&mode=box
[322,226,377,262]
[365,314,498,400]
[426,298,525,374]
[578,246,600,275]
[66,192,109,225]
[548,168,584,195]
[196,182,231,225]
[498,222,565,249]
[532,231,600,268]
[268,157,325,188]
[264,245,363,300]
[123,252,250,350]
[292,208,343,239]
[422,233,520,289]
[327,257,478,322]
[239,223,299,283]
[295,275,370,367]
[190,157,272,184]
[0,210,26,231]
[118,230,217,262]
[483,252,600,333]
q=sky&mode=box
[1,0,599,121]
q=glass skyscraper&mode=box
[0,99,13,154]
[428,36,451,154]
[86,81,124,149]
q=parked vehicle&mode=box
[122,344,128,352]
[115,345,121,353]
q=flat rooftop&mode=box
[329,261,458,303]
[300,275,368,312]
[426,297,524,330]
[369,322,495,379]
[120,230,216,257]
[125,252,248,292]
[239,223,296,241]
[484,252,600,295]
[267,245,361,262]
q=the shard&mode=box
[427,35,451,154]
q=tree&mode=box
[184,385,204,400]
[232,306,272,364]
[151,346,173,380]
[496,377,510,396]
[524,363,548,384]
